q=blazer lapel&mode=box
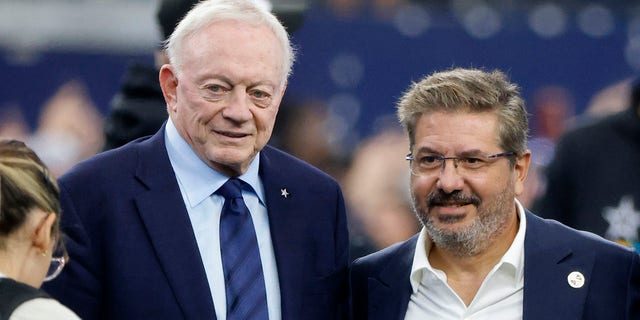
[523,211,593,320]
[368,236,416,320]
[134,129,217,319]
[259,148,308,319]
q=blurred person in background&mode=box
[270,97,351,185]
[518,85,574,208]
[342,126,419,259]
[583,77,633,119]
[27,80,103,177]
[533,77,640,253]
[0,106,30,142]
[0,139,79,319]
[350,67,640,319]
[42,1,349,319]
[102,0,199,150]
[0,80,103,178]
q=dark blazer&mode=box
[350,211,640,320]
[43,126,350,319]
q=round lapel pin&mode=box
[567,271,585,288]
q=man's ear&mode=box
[514,151,531,197]
[159,65,179,114]
[33,213,56,254]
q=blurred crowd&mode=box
[0,80,103,178]
[1,0,639,259]
[1,70,637,259]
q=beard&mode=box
[413,180,515,257]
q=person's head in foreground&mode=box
[397,67,531,257]
[0,139,67,288]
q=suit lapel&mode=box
[259,148,308,319]
[134,129,217,319]
[523,211,593,320]
[368,236,416,320]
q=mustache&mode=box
[427,190,481,207]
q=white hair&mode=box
[165,0,295,84]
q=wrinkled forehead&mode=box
[177,19,287,81]
[412,111,501,153]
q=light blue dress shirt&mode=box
[164,118,281,320]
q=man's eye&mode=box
[202,84,229,101]
[464,157,481,164]
[206,84,224,93]
[420,156,439,164]
[250,90,270,100]
[462,157,486,168]
[249,90,272,108]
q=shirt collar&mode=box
[408,198,527,293]
[409,227,431,293]
[164,118,265,207]
[503,198,526,286]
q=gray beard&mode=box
[415,183,515,257]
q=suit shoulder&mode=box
[532,213,637,258]
[352,235,418,271]
[59,138,147,185]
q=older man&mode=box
[43,1,349,319]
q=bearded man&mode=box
[349,67,640,320]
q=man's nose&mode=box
[436,159,464,194]
[223,88,253,122]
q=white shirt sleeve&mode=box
[10,298,81,320]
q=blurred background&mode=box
[2,0,639,145]
[1,0,639,257]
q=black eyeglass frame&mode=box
[405,151,516,175]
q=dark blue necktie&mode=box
[217,178,269,320]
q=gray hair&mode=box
[396,67,529,158]
[164,0,295,85]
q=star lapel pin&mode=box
[567,271,585,288]
[280,188,290,199]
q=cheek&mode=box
[256,109,278,132]
[410,176,433,201]
[184,103,217,127]
[468,174,511,201]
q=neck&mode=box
[0,241,45,288]
[0,250,24,281]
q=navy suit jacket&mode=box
[350,211,640,319]
[43,127,350,319]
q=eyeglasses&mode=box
[43,254,67,282]
[405,152,515,176]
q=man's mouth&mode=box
[216,130,247,138]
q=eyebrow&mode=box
[414,147,486,157]
[197,74,277,89]
[196,75,233,87]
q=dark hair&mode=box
[631,76,640,111]
[397,67,529,159]
[156,0,201,41]
[0,140,62,250]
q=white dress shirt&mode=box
[165,118,281,320]
[0,273,80,320]
[404,199,527,320]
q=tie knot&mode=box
[216,178,244,200]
